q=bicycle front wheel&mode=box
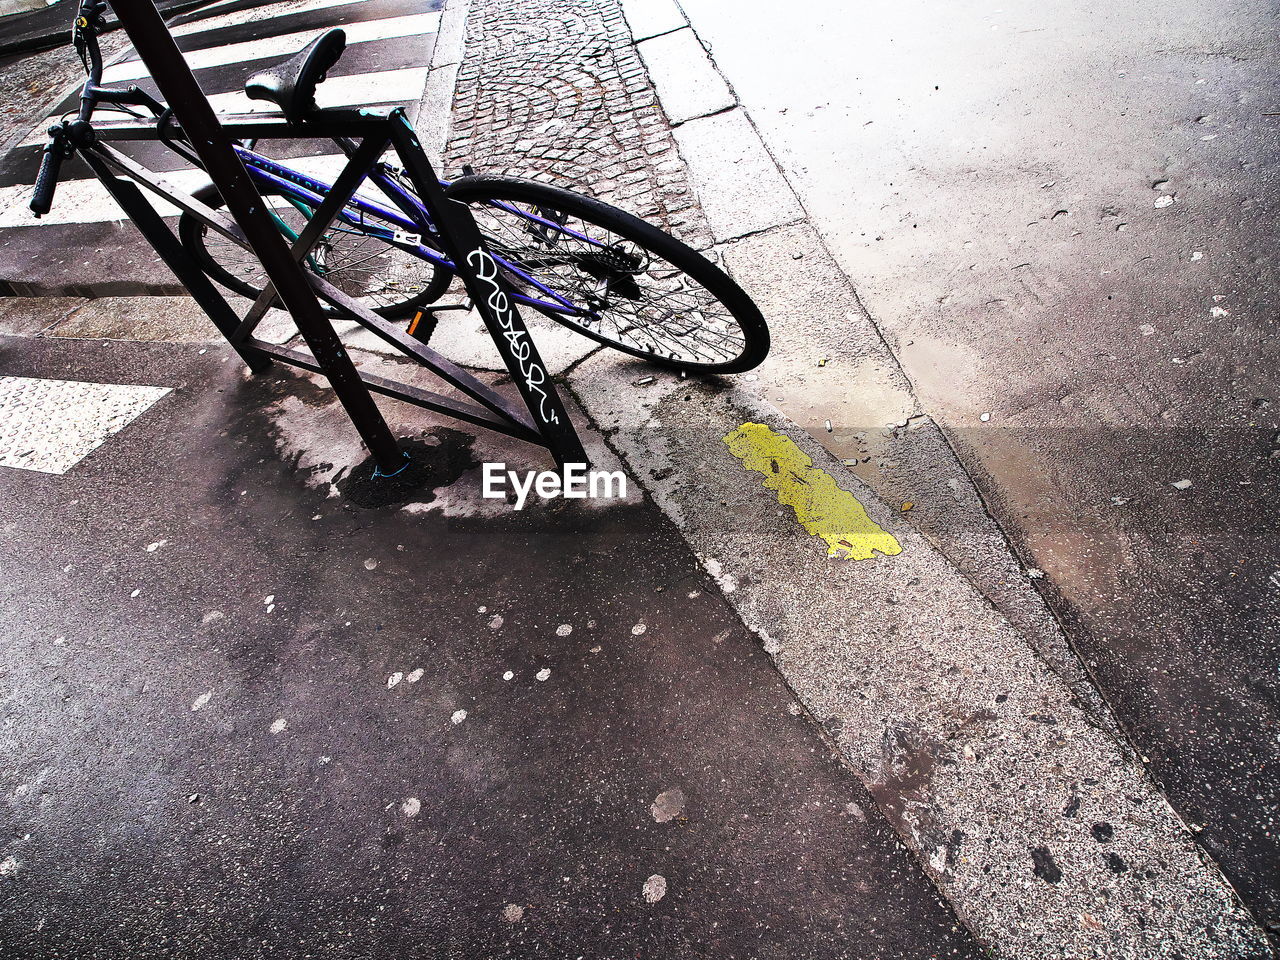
[445,175,769,373]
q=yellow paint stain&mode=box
[723,422,902,560]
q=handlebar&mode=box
[30,133,68,217]
[30,0,168,216]
[74,0,108,97]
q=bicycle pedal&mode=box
[406,308,438,344]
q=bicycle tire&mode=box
[445,175,769,373]
[178,189,450,319]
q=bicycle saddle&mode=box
[244,28,346,122]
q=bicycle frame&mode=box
[235,146,591,317]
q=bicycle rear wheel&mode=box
[178,190,449,318]
[445,175,769,373]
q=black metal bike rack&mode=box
[92,0,588,474]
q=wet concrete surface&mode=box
[0,334,979,958]
[679,0,1280,940]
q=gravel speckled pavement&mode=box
[0,327,981,958]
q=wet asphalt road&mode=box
[0,334,979,959]
[679,0,1280,941]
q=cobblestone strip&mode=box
[443,0,714,250]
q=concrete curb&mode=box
[409,0,470,160]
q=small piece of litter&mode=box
[1190,251,1203,261]
[266,604,275,614]
[901,502,914,512]
[589,646,602,654]
[535,668,552,682]
[145,540,165,553]
[817,358,828,367]
[1210,306,1230,318]
[556,624,573,637]
[632,623,647,636]
[488,614,504,629]
[264,595,274,605]
[651,788,686,823]
[312,514,322,521]
[187,794,200,804]
[979,412,991,422]
[824,419,833,432]
[270,718,287,734]
[130,588,141,598]
[635,376,655,386]
[387,672,403,689]
[501,904,524,923]
[502,670,514,681]
[1153,195,1175,208]
[642,875,668,903]
[451,709,467,724]
[401,797,421,817]
[1172,479,1193,490]
[363,558,378,571]
[1027,568,1045,579]
[478,605,487,613]
[191,691,213,711]
[406,668,424,683]
[1140,324,1156,336]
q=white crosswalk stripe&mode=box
[169,0,378,38]
[103,12,439,82]
[0,153,388,227]
[16,66,428,148]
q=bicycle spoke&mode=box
[197,196,438,314]
[465,197,748,366]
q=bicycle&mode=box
[32,13,770,375]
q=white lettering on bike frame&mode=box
[466,247,560,428]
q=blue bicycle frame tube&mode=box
[233,146,596,317]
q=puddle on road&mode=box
[338,429,480,508]
[723,422,901,560]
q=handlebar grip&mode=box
[30,140,67,218]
